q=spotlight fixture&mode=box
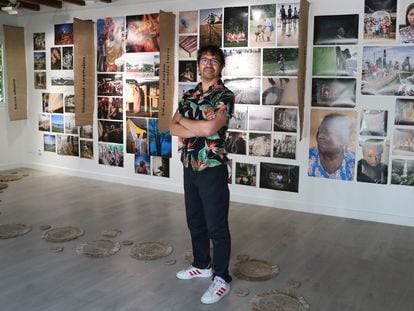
[1,0,19,14]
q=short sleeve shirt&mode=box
[308,148,355,180]
[178,80,234,171]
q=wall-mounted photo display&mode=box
[34,72,46,90]
[395,98,414,125]
[62,46,73,70]
[125,52,157,77]
[360,110,388,137]
[398,1,414,44]
[235,162,257,186]
[308,109,357,180]
[135,154,151,174]
[391,158,414,186]
[148,119,172,157]
[223,6,249,48]
[54,23,73,45]
[64,94,75,113]
[43,92,63,113]
[152,156,170,177]
[248,106,273,132]
[51,114,64,133]
[80,140,94,159]
[126,14,160,53]
[125,78,159,117]
[98,143,124,167]
[51,47,62,70]
[259,162,299,192]
[97,16,125,72]
[361,45,414,96]
[38,113,50,132]
[392,128,414,156]
[311,78,356,108]
[274,107,298,132]
[273,133,296,159]
[199,8,223,47]
[33,32,45,51]
[249,132,271,157]
[224,77,260,105]
[98,120,123,144]
[126,117,147,155]
[178,35,198,59]
[43,134,56,153]
[262,77,298,106]
[51,73,74,86]
[277,2,300,47]
[226,131,247,155]
[178,83,197,98]
[312,46,358,77]
[178,60,197,82]
[223,48,261,76]
[249,4,276,47]
[97,73,123,96]
[97,96,123,120]
[56,134,79,157]
[34,52,46,70]
[357,138,389,184]
[262,48,298,76]
[363,0,396,44]
[179,10,198,34]
[80,125,93,139]
[228,105,247,130]
[64,113,78,135]
[313,14,359,45]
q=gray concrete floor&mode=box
[0,168,414,311]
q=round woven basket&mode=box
[129,241,173,260]
[0,224,32,239]
[42,226,84,242]
[250,290,310,311]
[76,240,121,258]
[232,259,279,281]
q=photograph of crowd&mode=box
[99,143,124,167]
[224,6,249,48]
[97,73,123,97]
[98,120,124,144]
[273,133,296,159]
[363,0,396,44]
[98,97,123,120]
[277,3,300,46]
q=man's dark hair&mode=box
[197,45,225,67]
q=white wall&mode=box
[1,0,413,226]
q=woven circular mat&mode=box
[0,224,32,239]
[233,259,279,281]
[121,240,134,246]
[76,240,121,258]
[101,229,122,238]
[251,290,310,311]
[42,226,84,242]
[0,183,8,190]
[0,174,23,182]
[39,225,52,231]
[129,241,173,260]
[235,287,250,297]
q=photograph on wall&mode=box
[62,47,73,70]
[357,138,389,184]
[54,23,73,45]
[361,45,414,96]
[391,158,414,186]
[392,128,414,156]
[223,48,261,76]
[65,113,78,135]
[249,133,271,157]
[312,46,358,77]
[51,114,64,133]
[51,47,61,70]
[125,78,159,117]
[311,78,356,108]
[97,73,123,96]
[249,4,276,47]
[260,162,299,192]
[80,125,93,139]
[33,32,45,50]
[44,134,56,153]
[274,107,297,132]
[34,52,46,70]
[34,72,46,90]
[148,119,172,157]
[313,14,359,45]
[277,3,300,46]
[227,159,233,184]
[51,73,74,86]
[99,143,124,167]
[97,97,123,120]
[125,53,156,76]
[223,6,248,48]
[152,156,170,177]
[224,77,260,105]
[228,105,247,130]
[262,77,298,106]
[179,60,197,82]
[0,44,2,102]
[57,134,79,157]
[397,0,414,44]
[179,11,198,34]
[43,93,63,113]
[395,98,414,125]
[179,35,198,59]
[98,120,123,144]
[135,154,151,175]
[97,17,125,72]
[226,131,247,155]
[80,140,94,159]
[363,0,396,44]
[64,94,75,113]
[360,110,388,137]
[273,133,296,159]
[235,162,256,186]
[38,113,50,132]
[126,117,147,154]
[178,83,197,98]
[308,109,357,180]
[248,106,273,132]
[199,8,223,47]
[126,14,160,53]
[262,48,298,76]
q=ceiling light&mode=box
[1,5,13,11]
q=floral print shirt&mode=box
[178,80,234,171]
[308,148,355,180]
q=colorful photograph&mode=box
[179,60,197,82]
[38,113,50,132]
[51,114,64,133]
[313,14,359,45]
[364,0,396,44]
[54,23,73,45]
[62,47,73,70]
[135,154,151,174]
[223,6,248,48]
[249,133,271,157]
[148,119,172,157]
[33,32,45,50]
[228,105,248,130]
[178,83,197,98]
[51,74,74,86]
[44,134,56,153]
[357,138,389,184]
[262,48,298,76]
[249,4,276,47]
[50,47,61,70]
[395,98,414,125]
[43,93,63,113]
[226,131,247,155]
[57,134,79,157]
[98,120,123,144]
[99,143,124,167]
[313,46,358,77]
[80,140,94,159]
[179,35,198,59]
[126,117,147,154]
[391,159,414,186]
[260,162,299,192]
[235,162,256,186]
[360,110,388,137]
[273,133,296,159]
[224,78,260,105]
[179,10,198,34]
[248,106,273,132]
[262,77,298,106]
[97,73,123,96]
[34,52,46,70]
[398,1,414,44]
[199,8,223,47]
[125,53,156,76]
[392,128,414,156]
[34,72,46,90]
[274,108,298,132]
[97,97,123,120]
[125,78,159,117]
[277,3,300,46]
[152,156,170,177]
[126,14,160,53]
[223,48,261,76]
[97,16,125,72]
[312,78,356,108]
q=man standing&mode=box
[170,45,234,304]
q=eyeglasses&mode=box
[199,58,220,66]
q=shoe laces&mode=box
[210,276,226,292]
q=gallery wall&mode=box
[0,0,413,226]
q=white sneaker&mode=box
[176,265,213,280]
[201,276,230,304]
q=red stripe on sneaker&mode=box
[195,269,201,275]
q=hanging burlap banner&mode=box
[73,18,95,126]
[3,25,27,121]
[158,11,176,132]
[298,0,310,140]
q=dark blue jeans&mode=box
[183,165,232,283]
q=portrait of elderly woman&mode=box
[357,139,389,184]
[308,111,357,180]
